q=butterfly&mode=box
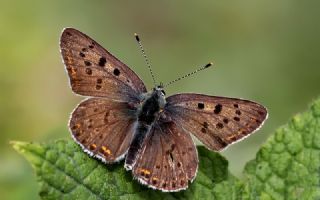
[60,27,268,192]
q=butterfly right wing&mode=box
[70,98,137,162]
[165,94,268,151]
[60,28,147,102]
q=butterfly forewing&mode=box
[165,94,268,151]
[70,98,137,162]
[132,120,198,192]
[60,28,146,102]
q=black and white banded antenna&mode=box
[134,33,157,87]
[163,62,213,88]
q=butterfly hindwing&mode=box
[165,94,268,151]
[132,119,198,192]
[70,98,137,162]
[60,28,146,102]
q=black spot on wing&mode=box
[203,122,209,128]
[113,68,120,76]
[201,128,206,133]
[96,78,102,84]
[216,123,224,129]
[223,118,229,124]
[214,104,222,114]
[198,103,204,109]
[98,57,107,67]
[84,61,91,66]
[85,68,92,75]
[79,52,85,57]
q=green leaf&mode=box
[12,98,320,199]
[242,98,320,200]
[11,140,242,200]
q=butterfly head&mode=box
[151,85,166,109]
[155,82,166,95]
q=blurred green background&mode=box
[1,0,320,199]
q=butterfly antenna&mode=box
[134,33,157,87]
[163,62,213,88]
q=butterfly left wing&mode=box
[70,98,137,163]
[132,119,198,192]
[164,94,268,151]
[60,28,146,102]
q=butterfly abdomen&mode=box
[124,123,150,170]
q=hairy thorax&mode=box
[138,88,166,125]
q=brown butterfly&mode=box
[60,28,268,192]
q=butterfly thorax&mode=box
[138,87,166,125]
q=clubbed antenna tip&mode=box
[134,33,140,42]
[205,62,213,68]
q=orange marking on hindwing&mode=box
[89,143,97,150]
[101,146,112,156]
[139,168,151,175]
[226,134,237,142]
[68,66,76,76]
